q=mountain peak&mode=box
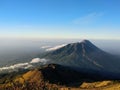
[46,40,99,55]
[44,39,102,61]
[68,40,95,50]
[69,40,92,47]
[81,39,91,44]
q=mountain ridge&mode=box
[1,63,120,90]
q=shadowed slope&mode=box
[41,40,120,73]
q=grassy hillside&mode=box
[0,64,120,90]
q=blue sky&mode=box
[0,0,120,40]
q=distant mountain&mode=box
[41,40,120,74]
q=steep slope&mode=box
[41,40,120,73]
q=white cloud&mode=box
[30,58,47,64]
[41,46,51,49]
[0,58,48,73]
[73,12,103,25]
[24,64,33,69]
[0,63,32,72]
[46,44,67,51]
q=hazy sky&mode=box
[0,0,120,40]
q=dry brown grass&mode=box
[80,81,113,88]
[0,68,120,90]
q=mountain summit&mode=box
[41,40,120,73]
[81,39,93,44]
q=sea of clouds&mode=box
[0,58,48,73]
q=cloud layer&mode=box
[46,44,67,51]
[0,58,48,73]
[41,46,51,49]
[30,58,47,64]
